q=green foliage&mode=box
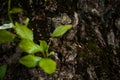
[48,51,55,56]
[10,8,23,14]
[14,18,56,74]
[39,58,56,74]
[14,18,33,41]
[39,40,48,53]
[51,24,72,37]
[2,0,73,74]
[19,39,42,54]
[0,30,16,43]
[24,18,30,27]
[14,18,57,73]
[19,55,41,68]
[0,23,72,74]
[0,64,7,80]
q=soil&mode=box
[0,0,120,80]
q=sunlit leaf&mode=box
[19,39,42,54]
[0,23,13,29]
[39,40,48,53]
[39,58,56,74]
[0,64,7,80]
[51,24,72,37]
[10,8,23,14]
[0,30,16,43]
[19,55,41,68]
[15,21,33,41]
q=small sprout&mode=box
[6,0,57,74]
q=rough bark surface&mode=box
[0,0,120,80]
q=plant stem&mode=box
[42,52,46,58]
[8,0,14,27]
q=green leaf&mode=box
[0,23,13,29]
[0,64,7,80]
[25,18,30,27]
[39,40,48,53]
[51,24,72,37]
[39,58,56,74]
[10,8,23,14]
[48,51,55,56]
[19,55,41,68]
[0,30,16,43]
[15,21,33,41]
[19,39,42,54]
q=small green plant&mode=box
[15,18,72,74]
[0,0,72,74]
